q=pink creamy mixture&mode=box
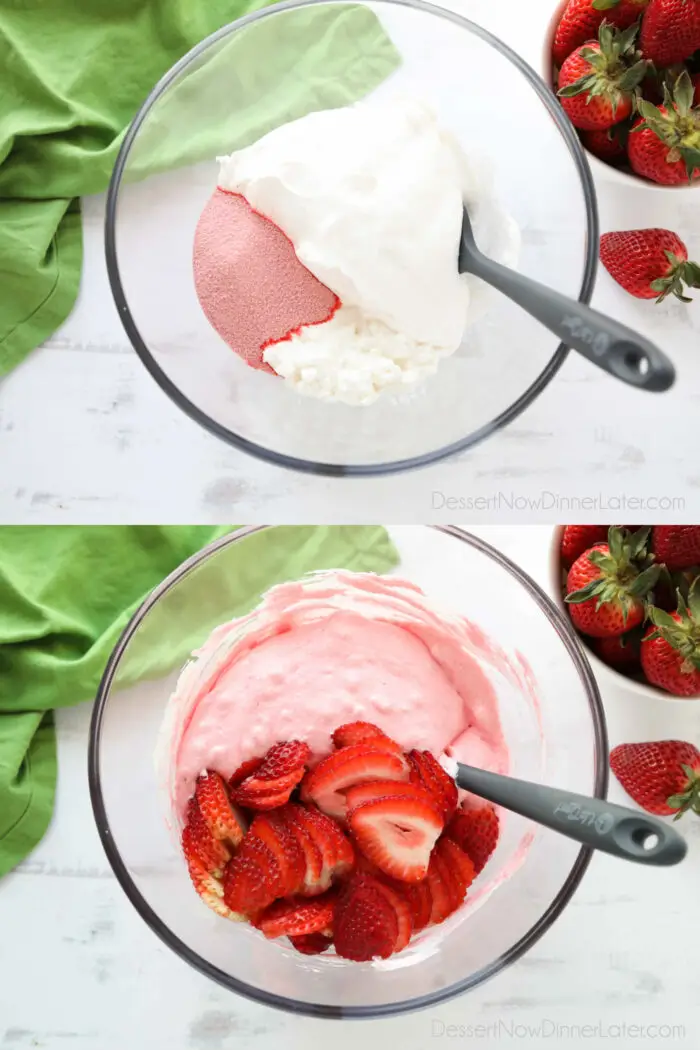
[157,572,512,826]
[192,189,340,371]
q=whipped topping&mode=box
[217,95,520,405]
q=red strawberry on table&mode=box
[610,739,700,815]
[446,800,500,874]
[628,71,700,183]
[600,229,700,302]
[640,0,700,66]
[640,580,700,695]
[552,0,649,67]
[652,526,700,570]
[560,525,610,569]
[565,527,660,637]
[557,23,648,130]
[347,791,443,883]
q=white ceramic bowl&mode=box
[548,526,700,703]
[542,0,700,195]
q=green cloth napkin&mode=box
[0,0,400,376]
[0,525,398,877]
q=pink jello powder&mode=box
[192,189,340,372]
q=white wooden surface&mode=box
[1,0,699,525]
[1,525,699,1050]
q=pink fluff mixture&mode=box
[192,189,340,372]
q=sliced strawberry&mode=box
[232,781,298,811]
[295,806,336,887]
[346,778,438,813]
[298,805,355,878]
[182,800,230,877]
[332,722,402,754]
[302,743,409,819]
[186,856,241,920]
[333,873,399,961]
[446,801,499,874]
[228,757,263,789]
[231,740,310,808]
[407,750,458,822]
[258,890,336,939]
[401,878,432,932]
[372,879,413,953]
[278,804,326,895]
[435,837,475,907]
[288,932,333,955]
[425,851,453,925]
[221,834,282,916]
[248,812,306,896]
[348,793,443,883]
[195,771,247,848]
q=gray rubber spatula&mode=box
[459,206,676,392]
[453,761,687,866]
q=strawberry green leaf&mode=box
[592,0,620,8]
[648,606,679,629]
[673,70,694,117]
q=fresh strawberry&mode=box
[600,229,700,301]
[592,629,642,669]
[221,834,283,916]
[552,0,650,67]
[401,878,433,932]
[347,792,443,883]
[288,932,333,955]
[435,837,477,900]
[406,750,458,822]
[565,527,659,638]
[640,0,700,65]
[372,879,413,952]
[228,757,263,789]
[610,739,700,816]
[345,778,439,811]
[557,23,648,130]
[278,804,326,895]
[257,890,336,939]
[248,812,306,896]
[185,856,236,919]
[628,71,700,183]
[640,580,700,695]
[231,740,311,810]
[181,799,230,877]
[424,851,455,925]
[299,804,355,876]
[332,721,400,752]
[652,526,700,570]
[446,800,500,874]
[580,123,630,161]
[333,873,399,961]
[301,743,409,819]
[560,526,610,569]
[194,771,247,848]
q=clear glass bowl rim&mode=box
[88,524,608,1019]
[104,0,599,478]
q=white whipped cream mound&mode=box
[218,94,520,405]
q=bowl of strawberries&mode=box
[553,524,700,699]
[544,0,700,189]
[89,524,607,1017]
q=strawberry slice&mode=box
[185,855,241,919]
[436,836,476,900]
[288,932,333,955]
[425,851,453,925]
[407,750,458,822]
[229,757,263,789]
[401,878,432,932]
[371,879,413,953]
[297,805,355,878]
[347,793,443,883]
[295,806,336,887]
[446,801,499,874]
[258,890,336,939]
[232,740,311,809]
[221,834,283,916]
[278,804,326,895]
[195,771,247,848]
[302,743,409,819]
[182,799,230,878]
[346,778,438,812]
[333,873,399,961]
[332,721,402,753]
[249,812,306,896]
[232,783,297,811]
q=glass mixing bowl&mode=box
[89,525,607,1017]
[105,0,598,476]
